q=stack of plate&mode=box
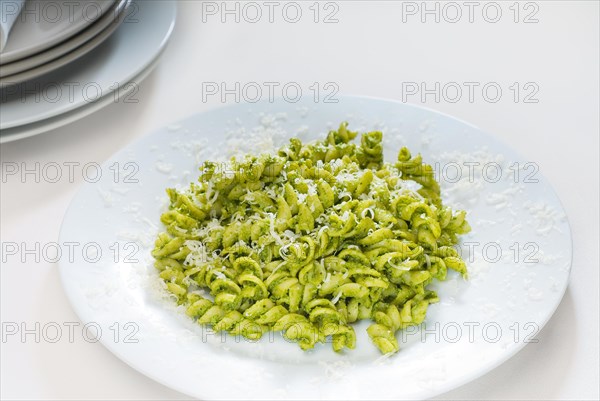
[0,0,177,143]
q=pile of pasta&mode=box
[152,123,471,354]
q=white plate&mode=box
[0,0,128,78]
[0,0,116,64]
[0,47,164,143]
[0,0,130,85]
[58,97,572,400]
[0,0,176,130]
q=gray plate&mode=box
[0,0,130,88]
[0,52,163,143]
[0,0,127,77]
[0,0,176,131]
[0,0,117,64]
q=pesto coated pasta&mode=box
[152,123,471,354]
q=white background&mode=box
[1,1,598,399]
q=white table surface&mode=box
[1,1,598,399]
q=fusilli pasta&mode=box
[152,123,471,354]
